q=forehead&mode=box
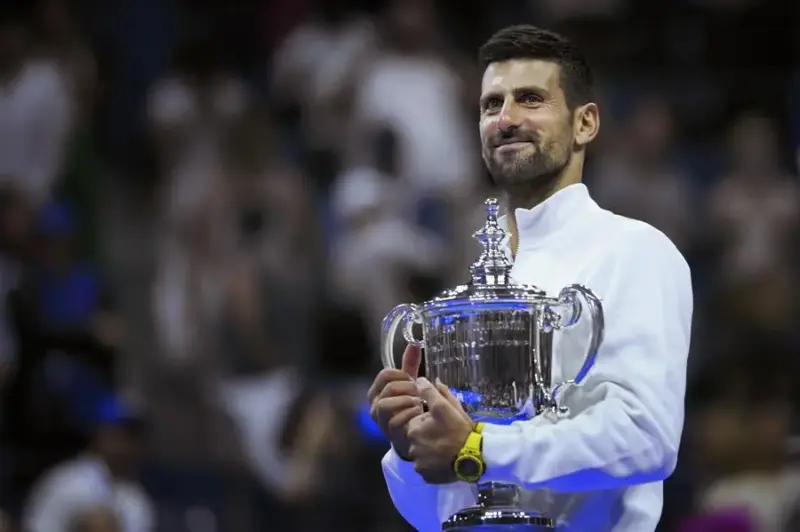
[481,59,562,96]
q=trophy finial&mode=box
[470,197,513,285]
[485,197,499,219]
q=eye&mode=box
[483,98,502,112]
[520,93,542,105]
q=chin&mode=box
[496,145,535,160]
[489,171,531,188]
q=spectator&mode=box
[69,507,120,532]
[683,347,800,532]
[707,112,799,282]
[220,112,320,372]
[349,0,478,204]
[271,303,396,531]
[148,31,251,230]
[709,265,798,351]
[271,0,376,156]
[329,135,446,334]
[33,0,98,125]
[591,95,697,254]
[23,396,153,532]
[0,13,72,207]
[5,202,122,505]
[33,0,103,263]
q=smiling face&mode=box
[479,59,597,190]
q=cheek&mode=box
[479,118,497,142]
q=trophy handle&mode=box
[550,285,605,412]
[380,303,425,369]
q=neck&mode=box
[505,155,584,257]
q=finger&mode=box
[370,382,419,423]
[435,378,463,410]
[401,344,422,378]
[408,443,420,461]
[367,368,414,403]
[387,405,424,433]
[379,380,420,401]
[375,396,423,426]
[415,377,444,410]
[367,368,413,402]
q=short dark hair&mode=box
[478,25,594,109]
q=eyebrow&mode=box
[480,86,551,108]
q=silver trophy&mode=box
[381,198,605,531]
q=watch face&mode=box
[458,457,480,477]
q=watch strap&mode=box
[453,428,485,482]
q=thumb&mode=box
[401,344,422,377]
[415,377,442,408]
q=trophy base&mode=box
[442,506,554,531]
[442,483,554,531]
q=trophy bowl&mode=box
[380,199,604,531]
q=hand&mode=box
[282,395,339,504]
[367,344,425,460]
[407,378,474,484]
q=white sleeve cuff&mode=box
[382,447,428,486]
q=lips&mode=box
[494,141,532,153]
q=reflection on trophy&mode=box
[380,198,605,531]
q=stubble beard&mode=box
[484,141,570,200]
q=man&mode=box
[4,201,123,513]
[368,25,693,531]
[69,507,120,532]
[0,12,71,207]
[23,396,154,532]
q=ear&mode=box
[573,102,600,148]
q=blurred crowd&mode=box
[0,0,798,530]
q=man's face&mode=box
[70,507,119,532]
[96,425,143,477]
[479,59,575,188]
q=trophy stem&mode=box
[443,482,554,530]
[476,482,520,508]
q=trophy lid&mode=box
[424,197,547,309]
[470,198,513,286]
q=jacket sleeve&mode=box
[382,446,477,531]
[480,228,693,491]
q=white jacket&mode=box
[382,184,693,531]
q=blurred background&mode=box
[0,0,798,530]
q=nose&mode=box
[496,100,523,131]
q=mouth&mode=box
[494,141,532,153]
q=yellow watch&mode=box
[453,423,486,483]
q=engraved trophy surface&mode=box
[381,198,605,531]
